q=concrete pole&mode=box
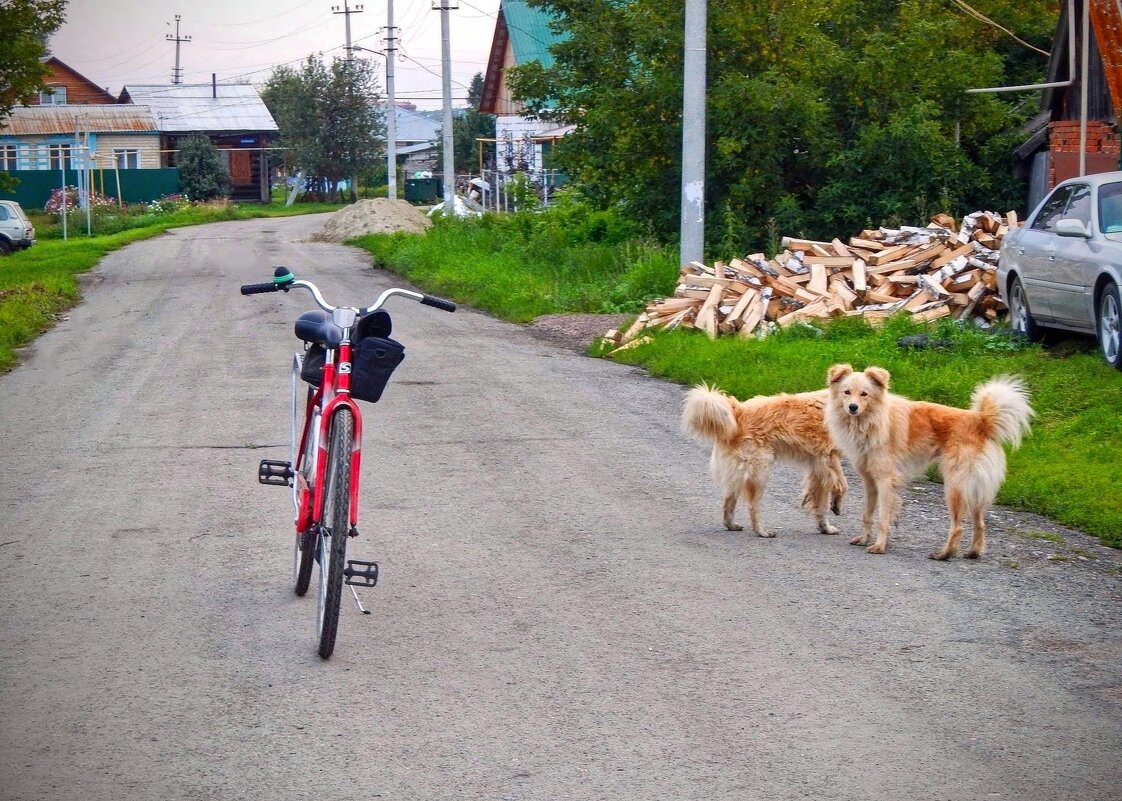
[679,0,706,266]
[385,0,397,199]
[440,0,456,211]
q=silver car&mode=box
[998,170,1122,369]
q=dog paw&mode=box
[819,523,839,535]
[963,550,982,560]
[928,550,953,561]
[725,523,744,532]
[849,534,869,546]
[865,543,887,555]
[755,530,776,539]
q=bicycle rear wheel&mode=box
[316,407,353,659]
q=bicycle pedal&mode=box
[258,459,293,486]
[344,560,379,588]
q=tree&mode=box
[0,0,67,191]
[453,73,496,174]
[177,133,229,201]
[509,0,1058,252]
[262,55,384,201]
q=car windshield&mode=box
[1100,181,1122,234]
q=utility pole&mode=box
[385,1,398,199]
[333,0,364,62]
[333,0,364,201]
[437,0,457,211]
[679,0,706,266]
[166,15,191,85]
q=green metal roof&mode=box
[501,0,567,69]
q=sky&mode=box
[49,0,501,110]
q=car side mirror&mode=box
[1055,218,1092,238]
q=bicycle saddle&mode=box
[295,309,392,347]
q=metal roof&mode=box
[394,107,440,144]
[0,104,158,135]
[501,0,566,69]
[120,84,278,134]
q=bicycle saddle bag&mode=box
[350,335,405,403]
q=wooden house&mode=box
[478,0,571,178]
[119,83,279,202]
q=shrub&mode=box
[177,134,230,201]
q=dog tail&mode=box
[681,383,739,446]
[971,376,1034,449]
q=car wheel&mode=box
[1097,282,1122,370]
[1008,276,1043,342]
[0,239,11,256]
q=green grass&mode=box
[350,212,679,322]
[1,201,343,370]
[601,315,1122,547]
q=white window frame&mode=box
[49,143,72,171]
[114,148,140,170]
[39,86,67,105]
[0,145,16,171]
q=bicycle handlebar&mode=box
[239,267,456,315]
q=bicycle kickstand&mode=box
[349,585,372,615]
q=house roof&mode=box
[118,84,279,133]
[479,0,568,114]
[40,56,116,103]
[393,106,440,144]
[1041,0,1121,123]
[0,104,158,135]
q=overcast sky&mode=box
[49,0,500,109]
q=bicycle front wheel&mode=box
[316,407,353,659]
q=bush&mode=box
[177,134,230,201]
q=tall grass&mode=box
[351,207,679,322]
[603,315,1122,546]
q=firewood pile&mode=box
[602,211,1019,352]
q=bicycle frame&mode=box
[293,338,364,536]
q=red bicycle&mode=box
[241,267,455,658]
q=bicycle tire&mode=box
[316,407,353,659]
[293,392,318,596]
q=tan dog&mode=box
[682,384,847,538]
[824,364,1033,559]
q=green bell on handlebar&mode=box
[273,267,295,285]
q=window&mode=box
[0,145,15,171]
[1100,182,1122,234]
[114,148,139,169]
[38,86,67,105]
[1031,186,1073,232]
[1064,184,1092,226]
[49,144,72,171]
[0,206,8,221]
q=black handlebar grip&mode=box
[240,282,280,295]
[420,294,456,313]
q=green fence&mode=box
[0,168,180,210]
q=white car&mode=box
[998,170,1122,369]
[0,200,36,255]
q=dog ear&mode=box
[864,366,890,389]
[827,364,853,385]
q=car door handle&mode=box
[1046,251,1056,261]
[1017,247,1025,255]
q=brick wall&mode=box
[1048,120,1122,187]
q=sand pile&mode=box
[316,199,432,242]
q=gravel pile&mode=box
[315,199,432,242]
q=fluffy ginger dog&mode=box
[681,384,847,538]
[824,364,1033,559]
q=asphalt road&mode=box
[1,215,1120,801]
